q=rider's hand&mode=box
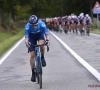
[25,42,31,48]
[45,40,50,46]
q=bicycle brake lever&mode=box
[28,48,30,53]
[47,46,49,52]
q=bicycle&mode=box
[86,24,91,36]
[28,43,49,89]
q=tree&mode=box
[0,0,4,25]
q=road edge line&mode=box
[50,31,100,81]
[0,37,24,65]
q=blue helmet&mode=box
[29,15,38,24]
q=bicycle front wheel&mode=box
[39,74,42,89]
[37,56,42,89]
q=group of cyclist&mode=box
[47,13,92,36]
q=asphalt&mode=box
[0,31,100,90]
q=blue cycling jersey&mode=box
[74,18,78,24]
[24,20,49,38]
[86,18,90,25]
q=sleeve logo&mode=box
[26,26,29,30]
[42,23,46,27]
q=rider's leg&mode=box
[80,24,82,35]
[30,51,35,69]
[73,24,75,33]
[39,40,45,57]
[71,23,75,33]
[39,40,46,67]
[30,51,36,82]
[28,33,37,82]
[75,24,78,34]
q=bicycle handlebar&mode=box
[34,44,49,52]
[27,44,49,53]
[34,43,47,47]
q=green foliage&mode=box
[1,0,100,24]
[16,5,31,19]
[0,29,24,56]
[91,22,97,29]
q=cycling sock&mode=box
[32,69,35,75]
[41,54,44,58]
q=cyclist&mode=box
[78,13,85,35]
[74,15,78,34]
[24,15,50,82]
[85,14,91,32]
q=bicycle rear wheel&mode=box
[87,29,90,36]
[37,56,42,89]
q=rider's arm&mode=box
[45,35,50,41]
[24,25,29,43]
[25,38,29,43]
[89,17,92,24]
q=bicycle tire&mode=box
[36,73,39,84]
[36,57,40,84]
[87,25,90,36]
[87,30,89,36]
[37,56,42,88]
[80,29,82,36]
[87,28,89,36]
[39,74,42,89]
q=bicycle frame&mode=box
[35,46,42,73]
[28,43,49,72]
[27,43,49,89]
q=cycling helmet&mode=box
[86,14,89,17]
[68,15,71,19]
[29,15,38,25]
[80,12,84,16]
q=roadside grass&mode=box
[0,32,12,42]
[0,29,24,56]
[90,22,100,34]
[90,29,100,34]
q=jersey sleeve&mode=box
[41,22,49,36]
[24,25,29,38]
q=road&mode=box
[0,31,100,90]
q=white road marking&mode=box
[0,37,24,65]
[50,31,100,81]
[1,31,100,81]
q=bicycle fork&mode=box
[35,48,43,74]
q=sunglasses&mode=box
[32,23,38,26]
